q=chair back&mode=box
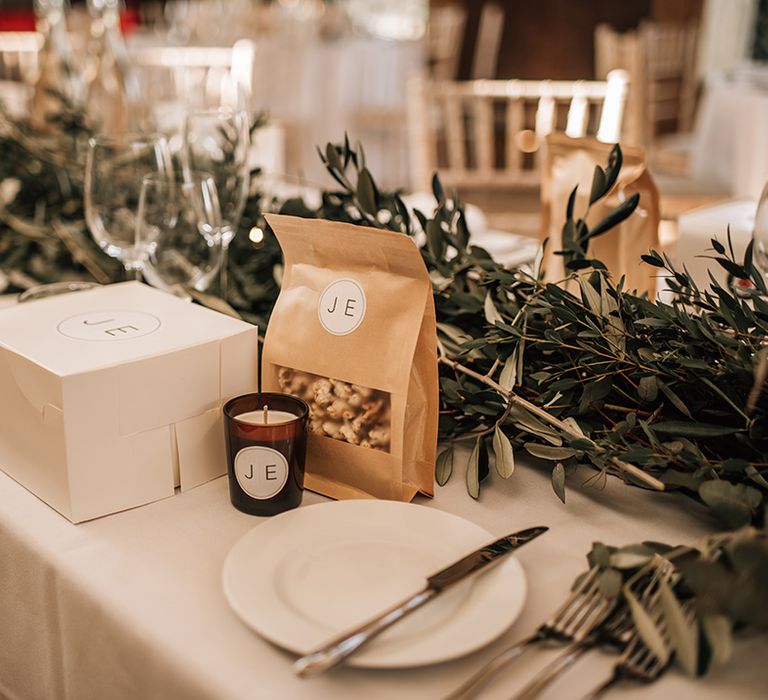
[0,31,42,84]
[595,21,698,146]
[407,70,629,192]
[130,39,255,124]
[427,4,467,80]
[471,3,505,79]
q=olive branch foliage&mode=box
[1,101,766,533]
[581,524,768,679]
[305,137,768,535]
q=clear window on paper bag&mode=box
[276,366,391,452]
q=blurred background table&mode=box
[690,66,768,199]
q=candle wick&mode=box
[263,404,269,424]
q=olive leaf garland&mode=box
[306,139,767,530]
[581,523,768,679]
[1,100,766,530]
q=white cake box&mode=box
[0,282,259,522]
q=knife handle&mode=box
[293,587,438,677]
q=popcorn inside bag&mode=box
[277,367,391,451]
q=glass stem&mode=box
[219,241,231,302]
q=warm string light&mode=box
[249,226,264,245]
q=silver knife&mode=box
[293,525,548,677]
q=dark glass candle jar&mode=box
[223,392,309,516]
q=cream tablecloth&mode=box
[0,450,765,700]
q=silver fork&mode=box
[580,623,669,699]
[580,562,685,700]
[511,557,677,700]
[443,567,617,700]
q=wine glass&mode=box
[182,107,250,298]
[754,181,768,281]
[137,172,224,298]
[84,133,174,278]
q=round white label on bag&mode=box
[57,310,161,341]
[318,279,366,336]
[234,446,289,500]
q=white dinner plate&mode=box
[222,499,527,668]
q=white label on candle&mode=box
[234,446,289,500]
[317,279,366,336]
[57,310,161,341]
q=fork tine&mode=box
[580,559,680,700]
[443,567,608,700]
[545,567,600,625]
[523,560,679,700]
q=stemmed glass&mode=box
[137,172,224,299]
[754,181,768,281]
[182,107,250,299]
[84,133,174,279]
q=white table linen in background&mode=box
[691,67,768,198]
[248,34,422,189]
[0,80,30,119]
[675,198,755,289]
[0,453,765,700]
[127,32,423,190]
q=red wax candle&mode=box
[223,392,308,516]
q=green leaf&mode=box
[578,276,603,315]
[426,219,445,259]
[492,426,515,479]
[746,465,768,489]
[608,548,654,569]
[324,142,343,171]
[589,542,612,568]
[658,381,692,419]
[499,352,517,390]
[589,165,607,204]
[641,252,665,268]
[566,185,578,219]
[436,322,472,347]
[651,422,740,438]
[702,614,732,666]
[435,448,453,486]
[624,587,670,665]
[603,143,622,192]
[638,376,658,403]
[356,140,366,169]
[552,463,566,503]
[466,438,481,499]
[525,443,578,461]
[431,172,445,203]
[588,192,640,239]
[716,257,748,280]
[698,480,761,529]
[598,568,623,597]
[659,579,698,677]
[356,168,378,214]
[484,292,503,325]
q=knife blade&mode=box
[293,525,548,677]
